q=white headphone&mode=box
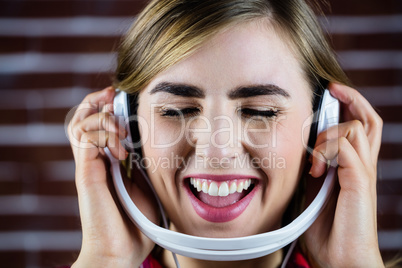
[104,89,339,264]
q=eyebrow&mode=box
[149,82,205,98]
[228,84,290,99]
[149,82,290,99]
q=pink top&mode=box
[61,247,311,268]
[140,248,311,268]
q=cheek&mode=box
[245,114,306,157]
[275,113,311,176]
[139,119,193,220]
[140,119,190,180]
[149,119,187,147]
[245,112,309,187]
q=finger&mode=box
[334,137,376,197]
[329,83,383,163]
[310,138,339,178]
[71,87,115,126]
[78,130,128,162]
[311,136,375,190]
[310,136,368,176]
[73,112,127,143]
[314,120,372,169]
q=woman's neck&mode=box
[161,248,283,268]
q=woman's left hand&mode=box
[304,82,384,267]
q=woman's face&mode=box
[137,20,313,238]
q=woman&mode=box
[67,0,385,267]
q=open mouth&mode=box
[189,178,256,208]
[184,175,259,222]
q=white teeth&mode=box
[244,179,250,190]
[237,181,244,193]
[218,182,229,197]
[208,182,219,196]
[229,182,237,194]
[202,181,208,193]
[190,178,254,197]
[196,180,202,192]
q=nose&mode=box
[190,114,245,161]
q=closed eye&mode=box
[240,108,278,119]
[160,107,278,119]
[161,107,201,118]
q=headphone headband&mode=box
[106,89,339,261]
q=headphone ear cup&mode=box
[307,90,324,153]
[317,90,340,135]
[126,93,143,157]
[113,90,133,151]
[306,89,340,156]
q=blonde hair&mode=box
[114,0,350,95]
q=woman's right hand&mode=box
[67,87,157,268]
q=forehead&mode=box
[146,20,309,97]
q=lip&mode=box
[184,173,260,182]
[183,174,260,223]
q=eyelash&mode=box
[160,107,201,117]
[160,107,278,119]
[239,108,278,119]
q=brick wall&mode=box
[0,0,401,267]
